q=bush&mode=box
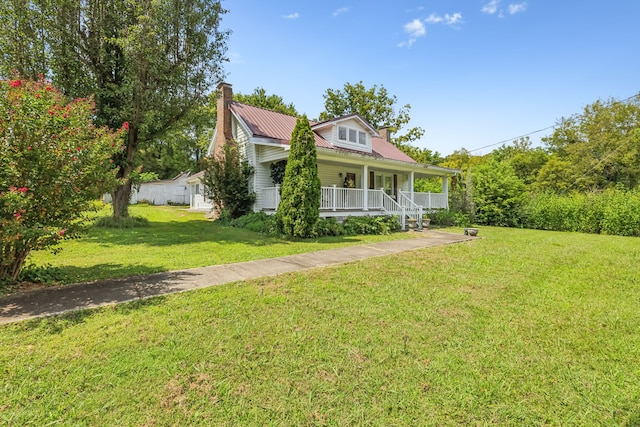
[222,212,279,235]
[276,115,321,238]
[429,209,471,227]
[312,217,344,237]
[521,189,640,237]
[342,216,400,236]
[1,77,124,282]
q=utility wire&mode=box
[466,92,640,154]
[467,125,556,153]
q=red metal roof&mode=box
[229,102,416,163]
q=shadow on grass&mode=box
[1,267,201,326]
[84,220,368,248]
[15,296,169,334]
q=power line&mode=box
[467,125,556,153]
[466,92,640,154]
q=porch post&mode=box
[332,185,337,211]
[362,165,369,211]
[410,171,415,202]
[275,184,280,208]
[441,176,449,209]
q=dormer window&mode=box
[338,125,368,146]
[338,126,347,141]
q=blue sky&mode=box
[221,1,640,156]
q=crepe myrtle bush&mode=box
[0,76,125,282]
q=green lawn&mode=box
[2,226,640,425]
[25,204,420,285]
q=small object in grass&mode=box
[464,227,479,236]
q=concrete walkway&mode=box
[0,231,476,325]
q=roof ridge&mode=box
[230,101,299,119]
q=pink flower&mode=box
[77,147,81,151]
[9,79,21,88]
[122,121,129,130]
[35,93,41,99]
[14,212,21,219]
[17,187,28,193]
[8,186,16,192]
[27,146,32,150]
[59,230,65,236]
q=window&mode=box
[348,129,357,143]
[337,125,368,147]
[338,126,347,141]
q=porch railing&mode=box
[398,191,423,226]
[260,187,447,228]
[321,186,364,210]
[399,190,448,210]
[262,185,280,210]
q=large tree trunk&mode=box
[0,247,31,283]
[111,126,138,219]
[111,179,133,219]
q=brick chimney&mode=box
[214,82,233,159]
[378,126,392,142]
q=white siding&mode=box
[328,119,372,154]
[253,145,287,211]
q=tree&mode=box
[492,137,549,186]
[319,81,425,147]
[540,96,640,192]
[1,78,123,282]
[202,143,255,220]
[235,87,298,116]
[276,116,321,238]
[0,0,230,219]
[471,159,526,227]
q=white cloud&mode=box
[404,19,426,38]
[397,39,417,48]
[482,0,500,14]
[282,12,299,19]
[333,7,349,17]
[425,12,463,27]
[508,2,527,14]
[425,13,443,24]
[444,13,463,26]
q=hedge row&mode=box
[520,189,640,237]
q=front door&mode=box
[374,173,396,199]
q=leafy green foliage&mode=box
[234,87,298,116]
[342,216,400,235]
[203,143,256,220]
[521,188,640,236]
[276,116,321,238]
[0,78,123,282]
[428,209,471,227]
[540,96,640,192]
[471,159,526,227]
[269,160,287,185]
[318,81,425,147]
[0,0,230,219]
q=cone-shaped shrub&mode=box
[276,115,321,237]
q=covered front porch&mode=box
[253,144,456,229]
[261,186,448,230]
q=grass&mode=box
[23,204,420,285]
[1,226,639,425]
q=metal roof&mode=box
[229,102,417,163]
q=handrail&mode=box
[398,191,423,229]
